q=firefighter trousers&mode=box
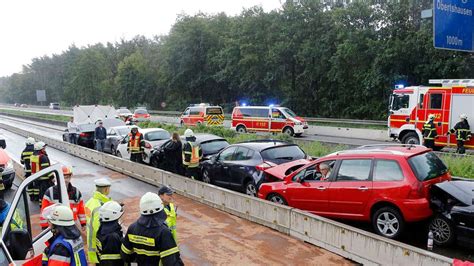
[185,166,200,180]
[456,140,465,154]
[423,139,435,149]
[37,179,54,207]
[130,152,143,163]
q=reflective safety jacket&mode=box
[42,234,87,266]
[121,213,183,266]
[449,121,471,141]
[128,132,144,154]
[164,203,177,242]
[30,151,54,180]
[85,191,111,264]
[422,121,437,140]
[21,144,35,174]
[40,184,86,228]
[0,202,25,232]
[96,221,125,266]
[182,141,202,168]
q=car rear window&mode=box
[135,109,148,115]
[408,152,448,181]
[206,107,223,115]
[261,145,306,163]
[146,131,170,141]
[200,140,229,155]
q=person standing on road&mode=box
[127,126,144,163]
[85,178,112,264]
[95,121,107,152]
[21,137,36,200]
[40,166,86,230]
[67,117,79,144]
[182,129,202,180]
[30,141,54,206]
[121,192,183,266]
[41,205,88,266]
[158,186,178,242]
[163,133,183,174]
[96,201,125,266]
[422,114,438,149]
[448,113,471,154]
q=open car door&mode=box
[1,164,68,265]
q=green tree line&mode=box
[1,0,473,119]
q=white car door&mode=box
[117,136,131,160]
[1,164,68,265]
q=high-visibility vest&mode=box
[30,153,52,180]
[42,234,87,266]
[85,191,111,264]
[128,132,142,153]
[183,142,201,168]
[164,203,177,242]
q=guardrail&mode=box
[0,122,453,266]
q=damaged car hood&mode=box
[434,181,474,206]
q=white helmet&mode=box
[99,201,124,222]
[428,114,435,121]
[34,141,46,151]
[460,113,468,120]
[184,129,195,138]
[26,137,35,145]
[130,125,139,131]
[47,205,75,226]
[140,192,163,215]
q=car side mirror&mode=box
[6,229,33,260]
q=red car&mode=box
[133,108,151,122]
[258,145,451,239]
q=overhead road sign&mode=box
[434,0,474,52]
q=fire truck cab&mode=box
[388,79,474,150]
[180,104,225,127]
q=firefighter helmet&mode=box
[184,129,195,138]
[62,166,73,176]
[140,192,163,215]
[34,141,46,151]
[130,125,139,131]
[26,137,35,145]
[428,114,435,121]
[47,205,75,226]
[460,113,468,120]
[99,201,124,222]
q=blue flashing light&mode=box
[241,102,247,106]
[394,84,405,89]
[269,104,275,107]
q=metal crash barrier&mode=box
[0,123,453,266]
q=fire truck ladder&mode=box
[429,79,474,86]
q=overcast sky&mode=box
[0,0,282,77]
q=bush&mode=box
[439,154,474,178]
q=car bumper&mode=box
[401,199,432,222]
[2,168,15,186]
[293,125,305,134]
[456,225,474,249]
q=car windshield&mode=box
[146,131,170,141]
[391,94,410,111]
[408,152,448,181]
[116,128,131,136]
[206,107,223,115]
[118,109,131,114]
[135,109,148,115]
[261,145,306,163]
[200,139,229,155]
[282,108,297,118]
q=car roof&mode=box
[233,140,294,151]
[180,134,226,144]
[140,128,167,133]
[325,144,430,159]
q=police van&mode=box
[231,106,307,136]
[180,104,225,127]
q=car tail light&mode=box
[145,142,152,149]
[79,132,90,138]
[407,182,426,199]
[145,114,150,118]
[256,161,277,172]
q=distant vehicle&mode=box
[231,106,307,136]
[49,102,60,110]
[103,126,137,155]
[116,128,170,164]
[62,105,125,148]
[180,104,224,127]
[149,133,230,169]
[20,104,28,108]
[133,108,151,122]
[258,145,452,239]
[0,137,5,149]
[429,181,474,249]
[201,140,308,196]
[0,148,15,190]
[13,103,20,107]
[388,79,474,150]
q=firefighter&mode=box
[40,166,86,230]
[42,205,87,266]
[121,192,183,266]
[31,141,54,206]
[22,137,37,200]
[182,129,202,180]
[422,114,437,149]
[448,113,471,154]
[158,186,178,242]
[85,178,112,264]
[96,201,125,266]
[127,126,144,163]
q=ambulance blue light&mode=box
[394,84,405,89]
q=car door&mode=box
[105,128,117,153]
[211,146,237,187]
[285,162,333,214]
[2,164,68,264]
[327,159,373,219]
[0,240,13,265]
[228,147,254,190]
[270,108,287,133]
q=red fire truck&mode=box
[388,79,474,150]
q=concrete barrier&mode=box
[0,122,454,266]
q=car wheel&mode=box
[283,127,294,136]
[268,194,287,205]
[202,169,211,184]
[111,145,115,155]
[372,207,404,239]
[117,151,122,158]
[245,181,257,197]
[401,132,420,145]
[151,156,160,168]
[429,215,455,246]
[236,125,247,133]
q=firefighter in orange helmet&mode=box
[40,166,86,229]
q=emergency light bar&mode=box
[429,79,474,86]
[394,84,405,89]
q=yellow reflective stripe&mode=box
[128,234,155,247]
[160,246,179,258]
[134,248,160,256]
[74,252,81,265]
[183,151,192,154]
[100,254,121,260]
[96,238,102,249]
[121,244,133,255]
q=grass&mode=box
[439,154,474,179]
[309,121,388,130]
[0,108,70,122]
